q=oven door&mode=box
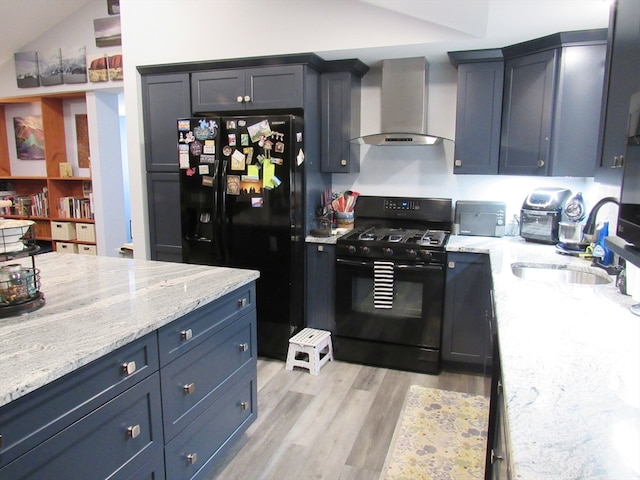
[334,258,444,349]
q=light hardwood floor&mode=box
[208,357,491,480]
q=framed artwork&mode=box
[14,51,39,88]
[62,46,87,84]
[13,116,45,160]
[37,48,63,86]
[75,114,91,168]
[107,0,120,15]
[94,16,121,47]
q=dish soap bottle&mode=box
[592,222,613,265]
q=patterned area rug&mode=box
[382,385,489,480]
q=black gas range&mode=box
[333,196,453,374]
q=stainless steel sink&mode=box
[511,262,612,285]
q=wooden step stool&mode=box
[285,328,334,375]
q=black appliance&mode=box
[334,196,452,374]
[617,90,640,250]
[177,115,307,359]
[520,187,572,244]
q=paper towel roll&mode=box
[626,263,640,302]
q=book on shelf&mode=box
[57,196,94,220]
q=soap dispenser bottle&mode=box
[592,222,613,265]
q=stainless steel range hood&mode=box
[351,57,451,146]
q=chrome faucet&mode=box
[582,197,619,236]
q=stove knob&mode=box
[347,245,357,254]
[359,246,371,256]
[419,250,432,261]
[406,249,417,259]
[383,247,393,257]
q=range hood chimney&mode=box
[351,57,451,146]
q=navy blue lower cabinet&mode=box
[0,373,164,480]
[442,252,493,374]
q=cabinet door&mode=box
[453,61,504,175]
[596,0,640,185]
[191,66,304,113]
[191,69,244,113]
[245,65,304,110]
[305,243,335,331]
[320,72,360,173]
[147,172,182,262]
[142,73,191,172]
[442,252,492,373]
[499,50,556,176]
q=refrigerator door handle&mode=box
[219,159,229,263]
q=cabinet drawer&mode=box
[164,370,256,480]
[161,311,256,441]
[0,333,159,467]
[0,373,164,480]
[158,283,255,365]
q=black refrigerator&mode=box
[177,115,305,359]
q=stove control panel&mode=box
[384,199,420,211]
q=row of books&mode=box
[58,195,94,220]
[0,189,50,218]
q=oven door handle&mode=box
[336,258,443,272]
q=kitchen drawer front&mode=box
[158,283,255,365]
[161,310,256,441]
[0,332,159,467]
[164,370,257,480]
[0,373,164,480]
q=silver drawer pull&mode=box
[237,298,247,308]
[240,401,249,411]
[183,383,196,395]
[127,424,141,439]
[121,361,136,375]
[187,453,198,465]
[180,329,193,341]
[239,343,249,352]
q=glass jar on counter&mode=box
[0,263,30,304]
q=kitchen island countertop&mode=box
[0,252,259,407]
[447,235,640,480]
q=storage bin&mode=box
[76,223,96,243]
[78,245,97,256]
[56,242,78,254]
[51,222,76,241]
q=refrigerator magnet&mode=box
[248,119,272,143]
[228,134,236,146]
[262,162,275,189]
[200,154,215,163]
[179,145,189,169]
[226,175,240,195]
[271,175,282,188]
[202,176,214,187]
[243,147,254,164]
[238,120,246,127]
[198,164,209,175]
[190,141,202,156]
[296,132,303,142]
[231,149,246,170]
[203,140,215,154]
[251,198,263,208]
[186,167,196,176]
[194,119,217,139]
[226,120,237,129]
[241,133,249,146]
[275,142,285,153]
[297,149,305,166]
[271,157,283,166]
[263,139,273,150]
[223,146,232,156]
[177,119,190,131]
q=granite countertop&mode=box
[447,235,640,480]
[0,252,259,407]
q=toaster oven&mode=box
[520,187,572,243]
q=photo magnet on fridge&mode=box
[226,175,240,195]
[202,176,214,187]
[203,140,215,154]
[231,150,246,170]
[243,147,254,164]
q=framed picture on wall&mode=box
[107,0,120,15]
[14,51,39,88]
[13,116,45,160]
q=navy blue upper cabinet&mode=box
[596,0,640,185]
[450,29,607,177]
[449,50,504,175]
[191,66,305,113]
[500,31,607,177]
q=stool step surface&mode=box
[289,328,331,346]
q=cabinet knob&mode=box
[448,261,455,269]
[238,297,247,308]
[340,159,347,166]
[121,361,136,376]
[183,383,196,394]
[537,160,545,168]
[180,329,193,341]
[454,159,462,167]
[186,453,198,465]
[239,343,249,352]
[244,95,251,102]
[240,401,249,411]
[237,96,243,103]
[127,424,141,439]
